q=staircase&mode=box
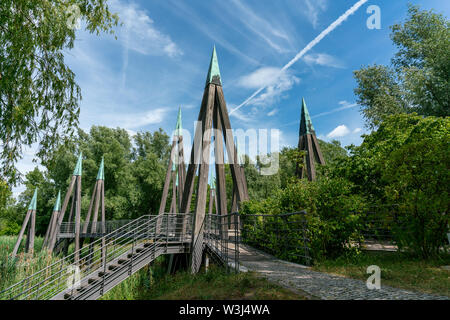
[0,212,240,300]
[0,214,192,300]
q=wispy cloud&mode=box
[110,0,182,58]
[166,0,260,66]
[267,109,278,117]
[327,125,350,138]
[311,100,358,119]
[231,0,368,115]
[237,67,299,106]
[104,108,170,129]
[303,0,328,28]
[229,106,254,123]
[229,0,291,53]
[303,53,345,68]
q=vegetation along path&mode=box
[237,244,449,300]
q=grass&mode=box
[140,269,304,300]
[0,236,60,294]
[312,250,450,297]
[101,257,305,300]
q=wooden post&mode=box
[82,180,98,235]
[184,47,250,273]
[191,83,215,273]
[213,97,228,239]
[296,98,325,181]
[74,175,82,264]
[43,191,61,250]
[48,175,76,252]
[159,141,177,215]
[12,189,37,257]
[215,85,248,203]
[27,206,36,254]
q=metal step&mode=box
[88,277,100,285]
[108,264,119,271]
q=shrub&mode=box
[240,177,367,263]
[382,116,449,258]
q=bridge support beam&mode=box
[185,47,248,274]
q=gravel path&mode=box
[238,244,449,300]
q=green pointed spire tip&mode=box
[96,157,105,180]
[28,188,38,211]
[53,190,61,212]
[73,153,83,176]
[175,107,183,136]
[300,98,315,136]
[205,46,221,87]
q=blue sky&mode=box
[14,0,450,196]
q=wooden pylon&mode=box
[296,98,325,181]
[82,157,105,237]
[42,190,61,249]
[159,108,186,216]
[12,188,38,257]
[47,153,83,265]
[181,46,249,273]
[231,138,248,213]
[208,176,218,215]
[82,157,106,268]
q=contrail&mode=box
[230,0,368,115]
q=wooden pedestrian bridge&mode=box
[0,212,243,300]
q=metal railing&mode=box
[240,211,311,266]
[204,213,240,273]
[0,214,192,300]
[58,220,134,236]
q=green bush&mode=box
[382,116,449,258]
[241,177,367,263]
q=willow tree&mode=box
[0,0,119,190]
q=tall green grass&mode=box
[0,236,63,294]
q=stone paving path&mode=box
[238,244,449,300]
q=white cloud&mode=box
[230,0,291,53]
[312,100,358,119]
[125,129,137,137]
[167,0,259,66]
[327,125,350,138]
[101,108,169,130]
[267,109,278,117]
[110,0,182,57]
[237,67,299,106]
[303,53,344,68]
[231,0,368,114]
[229,107,254,123]
[353,128,362,134]
[304,0,328,28]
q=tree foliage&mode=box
[0,0,119,186]
[354,5,449,128]
[0,126,170,236]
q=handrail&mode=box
[1,215,151,296]
[0,214,193,300]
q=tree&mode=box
[382,116,449,258]
[0,126,172,236]
[0,0,119,187]
[354,5,449,128]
